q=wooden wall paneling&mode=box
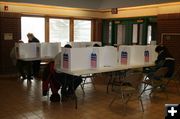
[92,19,102,42]
[0,12,21,74]
[157,13,180,68]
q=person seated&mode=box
[54,44,82,101]
[155,45,175,78]
[145,45,175,80]
[42,61,61,102]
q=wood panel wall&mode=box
[0,12,21,74]
[157,13,180,68]
[92,19,102,42]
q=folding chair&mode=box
[109,72,144,113]
[141,67,168,98]
[106,70,127,93]
[80,74,96,95]
[165,66,180,95]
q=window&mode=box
[132,24,143,45]
[117,24,126,45]
[74,20,91,42]
[21,16,45,43]
[147,25,152,44]
[132,24,138,44]
[108,21,112,44]
[49,18,70,46]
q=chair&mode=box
[109,72,144,113]
[141,67,168,98]
[106,70,127,93]
[165,66,180,95]
[80,74,96,95]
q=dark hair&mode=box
[64,44,72,48]
[93,43,100,47]
[155,45,164,53]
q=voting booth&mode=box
[15,43,40,59]
[61,47,92,71]
[40,42,61,59]
[118,45,157,65]
[91,46,118,68]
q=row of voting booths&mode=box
[15,43,61,59]
[61,45,157,71]
[15,42,102,59]
[15,42,157,71]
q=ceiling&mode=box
[4,0,180,9]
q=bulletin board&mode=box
[161,33,180,44]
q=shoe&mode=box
[50,94,60,102]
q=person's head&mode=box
[64,44,72,48]
[155,45,164,53]
[27,33,34,41]
[93,43,100,47]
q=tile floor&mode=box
[0,75,180,119]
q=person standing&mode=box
[10,40,27,79]
[27,33,41,79]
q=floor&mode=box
[0,75,180,119]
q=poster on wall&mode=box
[4,33,13,40]
[161,33,180,44]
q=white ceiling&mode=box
[4,0,180,9]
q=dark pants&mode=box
[42,73,61,95]
[164,60,175,78]
[32,60,41,77]
[16,60,28,78]
[54,73,82,96]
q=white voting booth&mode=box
[61,46,117,71]
[61,47,92,71]
[40,43,61,59]
[118,45,157,65]
[15,43,40,59]
[91,46,117,68]
[15,43,61,59]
